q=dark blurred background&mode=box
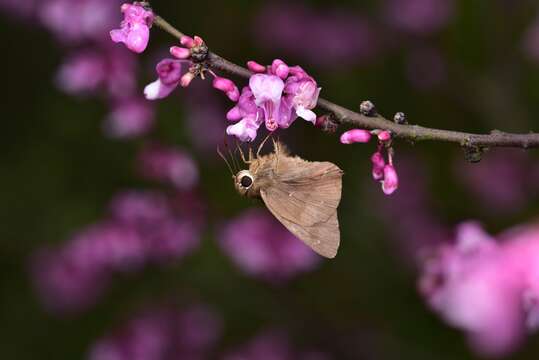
[3,0,539,359]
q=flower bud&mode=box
[381,164,399,195]
[340,129,372,144]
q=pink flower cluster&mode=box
[143,35,216,100]
[89,304,222,360]
[219,209,320,283]
[419,221,539,357]
[32,189,204,314]
[143,39,321,142]
[226,60,321,142]
[340,129,399,195]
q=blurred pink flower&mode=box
[418,221,539,357]
[32,189,204,313]
[219,209,320,283]
[110,2,154,53]
[40,0,120,42]
[253,3,378,68]
[89,304,222,360]
[56,46,137,99]
[384,0,454,35]
[137,143,199,190]
[104,98,155,139]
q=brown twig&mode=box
[153,16,539,150]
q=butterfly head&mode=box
[235,169,255,197]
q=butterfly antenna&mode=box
[224,137,240,172]
[256,132,273,157]
[217,145,235,176]
[235,140,249,164]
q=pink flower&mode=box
[249,74,286,131]
[110,3,154,53]
[144,59,183,100]
[226,87,263,142]
[285,76,321,124]
[340,129,372,144]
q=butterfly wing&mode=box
[260,157,343,258]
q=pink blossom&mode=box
[144,58,183,100]
[249,74,286,131]
[340,129,372,144]
[285,76,321,124]
[103,98,155,139]
[110,2,154,53]
[137,143,199,190]
[226,87,263,142]
[219,209,320,283]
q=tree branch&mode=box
[153,16,539,150]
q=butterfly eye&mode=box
[240,175,253,188]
